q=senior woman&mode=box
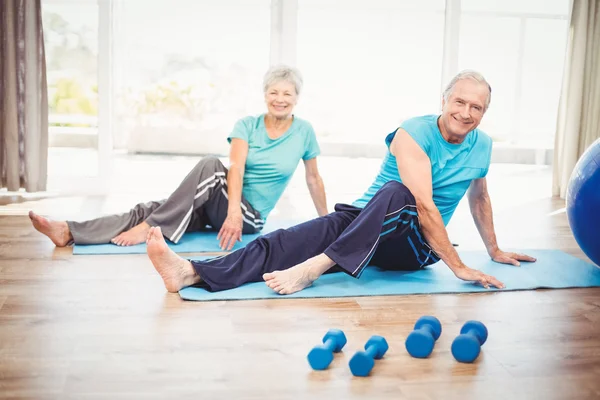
[30,65,328,251]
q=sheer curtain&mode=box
[0,0,48,192]
[553,0,600,198]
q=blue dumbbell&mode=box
[405,316,442,358]
[451,320,488,363]
[348,335,389,377]
[307,329,347,370]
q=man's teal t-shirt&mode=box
[353,115,493,226]
[227,114,320,220]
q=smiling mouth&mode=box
[453,115,471,125]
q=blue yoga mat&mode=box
[72,219,300,255]
[178,250,600,301]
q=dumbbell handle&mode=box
[415,324,436,337]
[464,329,484,343]
[364,344,379,359]
[322,337,337,352]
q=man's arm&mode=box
[303,157,328,217]
[468,177,537,266]
[390,128,504,288]
[390,129,464,271]
[467,177,499,256]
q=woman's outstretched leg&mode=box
[29,200,162,246]
[29,211,72,247]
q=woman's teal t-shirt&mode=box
[227,114,320,220]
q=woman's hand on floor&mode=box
[218,212,243,251]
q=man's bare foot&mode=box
[28,211,72,247]
[146,226,201,292]
[111,221,151,246]
[262,253,335,295]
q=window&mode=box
[458,0,570,145]
[297,0,446,145]
[42,0,99,178]
[114,0,271,154]
[461,0,570,16]
[458,15,522,142]
[42,0,572,184]
[519,18,569,146]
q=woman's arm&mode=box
[217,138,249,250]
[226,139,249,216]
[303,157,328,217]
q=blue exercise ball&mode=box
[566,137,600,266]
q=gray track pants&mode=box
[67,157,265,244]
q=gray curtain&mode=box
[553,0,600,198]
[0,0,48,192]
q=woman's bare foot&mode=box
[262,253,335,295]
[28,211,72,247]
[111,221,151,246]
[146,226,201,292]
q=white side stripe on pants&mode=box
[219,188,265,226]
[352,204,418,275]
[170,173,265,243]
[170,173,227,243]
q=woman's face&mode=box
[264,80,298,119]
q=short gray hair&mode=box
[263,65,303,96]
[443,70,492,111]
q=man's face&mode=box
[441,79,488,138]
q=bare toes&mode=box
[271,284,283,292]
[263,273,275,281]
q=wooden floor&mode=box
[1,163,600,399]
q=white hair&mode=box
[263,65,303,96]
[443,70,492,111]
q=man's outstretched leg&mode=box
[182,210,357,293]
[263,181,428,293]
[262,253,336,294]
[146,226,202,292]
